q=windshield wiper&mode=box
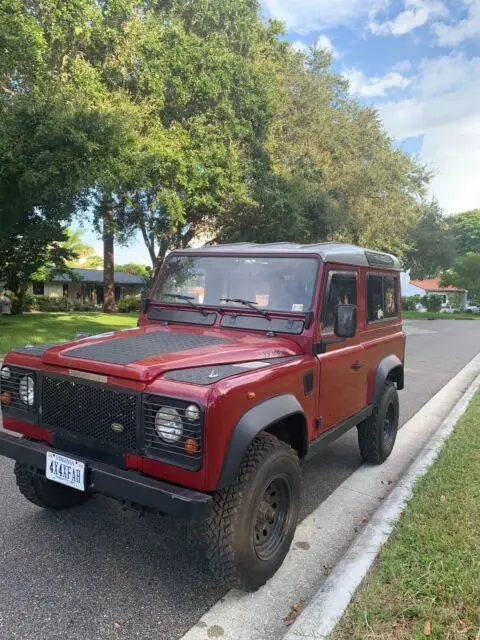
[220,297,271,321]
[161,293,208,317]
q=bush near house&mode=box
[423,294,443,313]
[402,295,423,311]
[117,295,141,313]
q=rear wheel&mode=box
[357,381,399,464]
[203,432,300,591]
[14,463,91,510]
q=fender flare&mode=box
[373,355,404,406]
[216,394,307,490]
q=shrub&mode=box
[21,294,37,312]
[33,295,72,312]
[72,299,97,312]
[117,295,141,313]
[402,295,422,311]
[423,294,443,313]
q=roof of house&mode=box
[410,278,466,293]
[51,269,145,285]
[173,242,402,270]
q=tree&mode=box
[403,201,455,278]
[0,216,73,314]
[217,46,432,256]
[116,263,152,287]
[441,253,480,302]
[62,229,100,267]
[110,0,286,267]
[448,209,480,255]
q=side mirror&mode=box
[334,304,357,339]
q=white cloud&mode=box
[376,53,480,213]
[262,0,389,34]
[392,59,413,72]
[343,69,411,97]
[433,0,480,46]
[369,0,448,36]
[292,36,339,58]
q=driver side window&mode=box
[322,271,358,333]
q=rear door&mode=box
[316,268,369,432]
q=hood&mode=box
[38,326,301,382]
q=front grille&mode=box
[0,366,37,417]
[143,396,203,471]
[41,375,138,450]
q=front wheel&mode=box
[357,381,399,464]
[14,463,91,509]
[203,432,301,591]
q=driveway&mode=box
[1,320,479,640]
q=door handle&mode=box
[351,361,365,371]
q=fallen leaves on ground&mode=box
[284,600,305,626]
[423,620,431,635]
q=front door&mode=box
[96,285,104,305]
[316,268,368,433]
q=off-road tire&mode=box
[14,463,91,510]
[203,432,301,591]
[357,380,399,464]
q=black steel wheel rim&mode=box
[253,475,293,562]
[383,402,397,449]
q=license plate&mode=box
[46,452,85,491]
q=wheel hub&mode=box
[253,476,292,561]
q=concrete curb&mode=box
[284,370,480,640]
[180,352,480,640]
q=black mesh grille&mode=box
[0,366,37,416]
[143,396,202,470]
[41,375,138,450]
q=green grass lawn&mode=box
[404,310,480,321]
[331,390,480,640]
[0,312,138,355]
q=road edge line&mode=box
[283,370,480,640]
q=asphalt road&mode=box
[1,319,480,640]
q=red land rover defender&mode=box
[0,243,405,590]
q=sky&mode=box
[84,0,480,264]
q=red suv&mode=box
[0,243,405,590]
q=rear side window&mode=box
[366,274,399,322]
[322,271,357,331]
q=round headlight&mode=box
[19,375,35,406]
[185,404,200,422]
[1,367,11,381]
[154,407,183,443]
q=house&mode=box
[400,272,427,297]
[28,268,145,305]
[409,278,468,309]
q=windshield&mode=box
[152,255,319,313]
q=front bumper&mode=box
[0,432,212,520]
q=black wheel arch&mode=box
[216,394,307,490]
[373,355,404,406]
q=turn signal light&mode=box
[0,391,12,406]
[185,438,199,455]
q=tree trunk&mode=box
[103,196,116,313]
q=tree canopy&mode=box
[447,209,480,255]
[441,253,480,302]
[1,0,436,309]
[403,200,455,279]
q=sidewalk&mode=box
[285,367,480,640]
[181,353,480,640]
[331,384,480,640]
